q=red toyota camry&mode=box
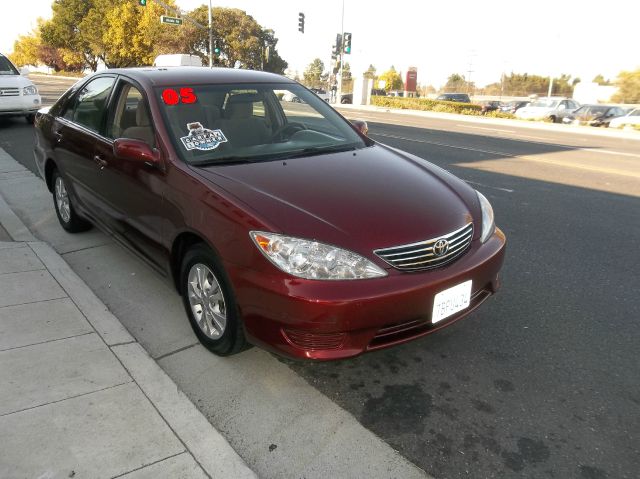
[34,67,506,360]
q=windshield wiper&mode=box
[191,156,255,166]
[279,144,358,160]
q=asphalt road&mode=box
[2,77,639,479]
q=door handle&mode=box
[93,155,108,170]
[53,131,63,143]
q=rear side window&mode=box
[63,76,116,133]
[0,55,19,75]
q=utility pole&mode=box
[208,0,213,68]
[547,76,554,97]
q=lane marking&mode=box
[457,125,516,134]
[595,149,640,159]
[371,132,640,179]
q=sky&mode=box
[3,0,639,88]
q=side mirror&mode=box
[113,138,160,166]
[20,67,29,76]
[350,119,368,136]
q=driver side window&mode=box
[107,82,155,147]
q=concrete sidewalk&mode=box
[0,196,254,477]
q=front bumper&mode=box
[0,95,41,116]
[229,228,506,360]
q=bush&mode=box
[371,96,483,115]
[484,111,516,119]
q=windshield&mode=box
[0,56,19,75]
[531,99,559,108]
[155,82,368,165]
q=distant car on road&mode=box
[436,93,471,103]
[515,97,579,122]
[0,53,42,123]
[309,88,330,102]
[562,104,627,127]
[33,67,505,361]
[608,107,640,129]
[480,101,501,114]
[500,100,530,114]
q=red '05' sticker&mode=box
[162,88,197,105]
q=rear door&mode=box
[53,76,116,217]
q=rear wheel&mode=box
[548,115,557,123]
[52,169,92,233]
[180,244,248,356]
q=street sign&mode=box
[160,15,183,25]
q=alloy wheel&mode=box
[187,263,227,339]
[55,176,71,223]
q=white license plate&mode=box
[432,280,472,324]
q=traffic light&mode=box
[335,33,342,52]
[343,33,352,54]
[298,12,305,33]
[213,40,221,55]
[138,0,146,5]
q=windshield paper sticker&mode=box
[180,122,227,151]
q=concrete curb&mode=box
[0,164,255,478]
[336,104,640,141]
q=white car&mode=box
[608,108,640,129]
[515,97,579,123]
[0,53,42,123]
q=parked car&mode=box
[387,90,404,97]
[340,93,353,104]
[0,53,42,123]
[561,104,627,127]
[34,67,505,361]
[371,88,387,97]
[436,93,471,103]
[500,100,530,114]
[515,97,579,122]
[153,54,203,67]
[608,108,640,129]
[309,88,330,102]
[281,91,303,103]
[480,101,501,114]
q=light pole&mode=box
[337,0,344,103]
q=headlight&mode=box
[250,231,387,280]
[477,191,495,242]
[23,85,38,96]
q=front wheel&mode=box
[180,244,248,356]
[52,169,92,233]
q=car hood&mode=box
[0,74,34,89]
[192,144,480,255]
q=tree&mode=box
[592,74,611,85]
[363,64,376,80]
[378,66,403,92]
[40,0,102,71]
[303,58,325,87]
[10,33,41,67]
[612,68,640,104]
[261,29,288,74]
[443,73,473,93]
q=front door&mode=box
[92,79,168,271]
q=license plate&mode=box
[432,280,472,324]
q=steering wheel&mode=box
[271,122,307,142]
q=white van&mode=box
[0,53,42,123]
[153,54,203,67]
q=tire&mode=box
[25,114,35,124]
[548,115,557,123]
[180,244,248,356]
[52,169,92,233]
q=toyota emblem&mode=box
[433,239,449,257]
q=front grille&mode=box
[0,88,20,97]
[374,223,473,271]
[283,329,345,351]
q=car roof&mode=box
[97,67,295,88]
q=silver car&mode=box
[515,97,579,123]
